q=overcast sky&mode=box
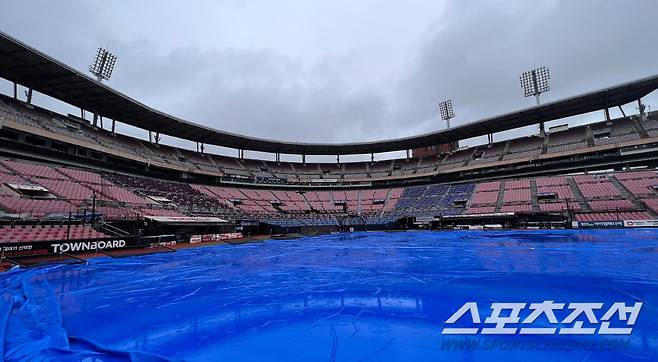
[1,0,657,161]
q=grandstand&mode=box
[0,31,658,255]
[2,13,658,360]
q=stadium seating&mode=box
[2,157,658,226]
[440,149,473,170]
[645,118,658,137]
[574,175,621,198]
[468,142,506,166]
[503,136,543,160]
[467,206,496,214]
[591,119,640,146]
[539,202,581,212]
[615,171,658,197]
[1,160,68,180]
[503,188,531,203]
[470,191,499,205]
[501,204,532,213]
[0,224,109,243]
[588,199,636,212]
[644,199,658,215]
[0,196,76,217]
[57,167,104,184]
[30,179,96,200]
[4,93,658,185]
[535,176,568,187]
[574,212,651,222]
[547,128,588,153]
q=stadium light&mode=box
[520,66,550,135]
[520,66,550,105]
[89,47,117,82]
[438,99,455,129]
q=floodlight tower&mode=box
[438,99,455,129]
[520,66,550,135]
[88,47,117,128]
[89,47,117,82]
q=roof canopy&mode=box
[1,31,657,155]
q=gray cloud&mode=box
[1,0,657,158]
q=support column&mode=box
[336,155,340,164]
[604,108,611,123]
[111,120,116,135]
[196,142,199,152]
[406,149,410,160]
[149,131,152,143]
[200,143,204,153]
[276,153,280,163]
[638,99,646,117]
[13,82,17,99]
[81,108,85,119]
[100,116,104,129]
[25,89,32,104]
[155,132,160,145]
[371,153,374,163]
[302,154,306,164]
[93,114,98,127]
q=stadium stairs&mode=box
[610,175,656,218]
[495,180,506,213]
[567,178,592,212]
[530,179,540,213]
[97,222,131,237]
[632,117,649,139]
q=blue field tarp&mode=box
[1,229,657,361]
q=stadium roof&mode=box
[1,31,658,155]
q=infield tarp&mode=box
[1,230,658,361]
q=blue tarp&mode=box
[1,229,657,361]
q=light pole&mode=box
[438,99,455,129]
[520,66,550,136]
[88,47,118,128]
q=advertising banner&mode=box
[623,219,658,228]
[0,237,141,258]
[576,221,624,228]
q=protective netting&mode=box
[1,230,658,361]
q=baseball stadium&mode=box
[1,4,658,360]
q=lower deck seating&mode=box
[0,224,109,243]
[2,158,658,225]
[575,212,652,222]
